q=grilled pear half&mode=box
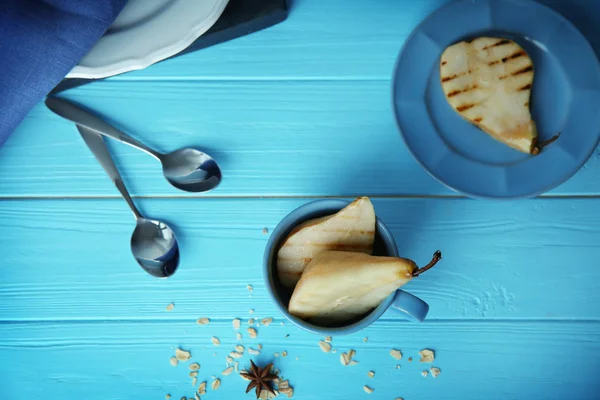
[277,197,375,289]
[288,251,418,324]
[440,37,538,153]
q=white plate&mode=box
[67,0,229,79]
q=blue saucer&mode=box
[392,0,600,199]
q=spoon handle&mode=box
[77,125,142,220]
[45,96,162,160]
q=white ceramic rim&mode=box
[66,0,229,79]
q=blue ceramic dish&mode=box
[392,0,600,199]
[263,199,429,335]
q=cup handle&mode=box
[387,290,429,322]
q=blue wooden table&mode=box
[2,1,600,399]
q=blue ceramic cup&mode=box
[263,199,429,335]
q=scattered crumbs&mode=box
[249,309,255,314]
[212,378,221,390]
[274,352,280,357]
[261,317,273,326]
[248,318,255,326]
[389,349,402,360]
[324,336,332,343]
[395,398,404,400]
[189,372,198,378]
[430,367,441,378]
[349,360,359,366]
[211,336,221,346]
[236,333,243,342]
[166,303,174,311]
[230,351,244,359]
[180,397,186,400]
[262,227,269,234]
[258,344,263,350]
[233,318,241,330]
[396,364,401,370]
[226,356,234,364]
[192,377,197,387]
[280,321,285,326]
[368,371,375,378]
[249,347,260,355]
[319,341,332,353]
[248,327,257,338]
[363,386,374,394]
[408,357,413,362]
[194,394,200,400]
[285,334,290,338]
[165,395,171,400]
[282,351,288,357]
[363,337,368,343]
[175,348,191,361]
[247,284,253,292]
[189,363,200,371]
[340,352,349,366]
[236,345,245,353]
[421,370,429,378]
[235,361,239,372]
[198,382,207,395]
[170,357,178,366]
[197,317,210,325]
[332,349,337,353]
[222,366,234,376]
[295,356,300,361]
[348,349,356,359]
[419,349,435,363]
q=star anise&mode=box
[240,360,278,398]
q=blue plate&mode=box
[392,0,600,199]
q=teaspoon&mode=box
[77,125,179,278]
[45,96,222,193]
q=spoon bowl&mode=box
[161,148,222,192]
[44,96,223,193]
[131,218,179,278]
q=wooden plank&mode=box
[97,0,599,81]
[1,320,598,400]
[4,81,600,197]
[2,197,600,321]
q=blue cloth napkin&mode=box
[0,0,127,148]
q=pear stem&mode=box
[532,132,561,155]
[412,250,442,277]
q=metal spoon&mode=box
[45,96,222,193]
[77,125,179,278]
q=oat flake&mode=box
[233,318,241,330]
[247,327,257,338]
[319,341,332,352]
[389,349,402,360]
[419,349,434,363]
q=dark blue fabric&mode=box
[0,0,127,147]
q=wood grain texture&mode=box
[3,81,600,197]
[2,320,599,400]
[99,0,598,81]
[2,197,600,321]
